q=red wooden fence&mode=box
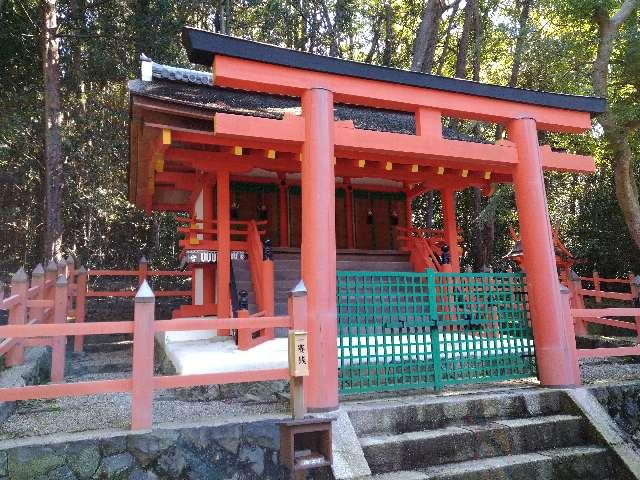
[0,274,307,431]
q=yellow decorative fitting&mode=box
[233,146,243,156]
[461,169,469,178]
[162,129,171,145]
[333,156,337,165]
[437,166,445,175]
[484,171,492,180]
[411,164,419,173]
[153,153,164,173]
[267,149,276,159]
[299,153,303,162]
[385,161,393,171]
[189,237,200,245]
[358,159,366,168]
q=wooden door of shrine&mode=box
[288,186,348,249]
[230,182,279,242]
[353,190,406,250]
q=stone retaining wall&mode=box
[591,381,640,446]
[1,419,294,480]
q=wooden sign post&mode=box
[288,330,309,420]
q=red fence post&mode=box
[6,268,28,367]
[138,256,148,287]
[559,284,580,386]
[630,275,640,341]
[288,280,308,331]
[288,280,308,414]
[569,271,587,336]
[30,264,45,324]
[592,270,601,304]
[74,266,88,353]
[51,274,68,382]
[236,309,250,350]
[57,260,66,279]
[131,280,155,431]
[45,261,58,322]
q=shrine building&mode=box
[127,28,605,411]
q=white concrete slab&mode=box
[164,337,288,375]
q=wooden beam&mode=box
[212,55,593,133]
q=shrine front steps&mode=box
[232,249,413,317]
[344,388,634,480]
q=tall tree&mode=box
[411,0,444,73]
[591,0,640,248]
[43,0,63,260]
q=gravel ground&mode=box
[580,357,640,385]
[0,390,288,440]
[2,337,640,441]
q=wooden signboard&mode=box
[183,250,247,264]
[288,331,309,377]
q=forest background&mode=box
[1,0,639,285]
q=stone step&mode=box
[348,390,564,436]
[370,445,614,480]
[360,414,586,473]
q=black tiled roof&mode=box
[182,28,606,115]
[129,61,486,142]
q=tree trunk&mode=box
[591,0,640,249]
[453,0,476,78]
[381,3,394,66]
[411,0,443,73]
[435,1,461,75]
[43,0,63,260]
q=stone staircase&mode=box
[233,248,413,316]
[344,389,633,480]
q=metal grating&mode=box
[336,270,535,395]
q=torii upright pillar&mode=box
[509,117,579,386]
[301,88,339,411]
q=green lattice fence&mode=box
[336,270,536,395]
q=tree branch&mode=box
[611,0,639,28]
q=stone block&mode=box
[8,446,65,480]
[62,441,100,480]
[154,446,186,478]
[243,421,279,449]
[100,452,134,480]
[239,445,264,475]
[127,431,178,466]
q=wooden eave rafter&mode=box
[130,97,595,212]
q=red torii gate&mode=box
[129,28,605,411]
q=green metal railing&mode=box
[336,270,535,395]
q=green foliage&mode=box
[0,0,639,287]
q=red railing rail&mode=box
[396,226,446,272]
[1,258,194,359]
[567,306,640,359]
[0,261,70,381]
[566,270,639,335]
[175,217,267,253]
[0,280,308,431]
[243,220,275,348]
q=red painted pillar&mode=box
[131,281,155,430]
[509,117,578,387]
[441,187,460,272]
[301,88,338,411]
[202,184,215,306]
[278,179,289,248]
[344,183,354,249]
[217,170,231,318]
